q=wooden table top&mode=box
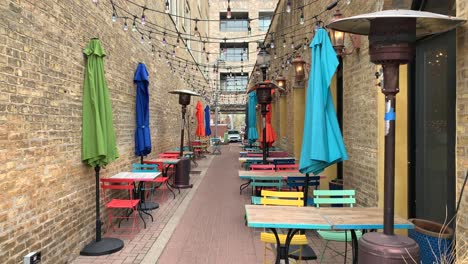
[110,171,161,181]
[245,205,414,230]
[245,205,331,229]
[145,158,181,164]
[318,207,414,229]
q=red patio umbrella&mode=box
[259,104,276,148]
[195,101,205,137]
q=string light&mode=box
[132,17,137,32]
[140,34,144,44]
[286,0,291,13]
[300,8,304,25]
[112,10,117,22]
[162,32,167,46]
[123,19,128,31]
[141,8,146,26]
[283,38,286,48]
[226,0,232,19]
[165,0,170,13]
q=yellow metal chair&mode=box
[258,190,317,264]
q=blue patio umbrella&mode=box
[247,91,259,144]
[299,28,348,205]
[204,105,212,136]
[134,63,151,162]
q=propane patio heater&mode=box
[169,89,200,188]
[255,45,270,164]
[328,9,465,263]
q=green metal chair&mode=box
[313,189,362,263]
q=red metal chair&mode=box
[246,153,263,157]
[250,164,276,171]
[158,153,179,159]
[100,178,140,237]
[275,164,299,171]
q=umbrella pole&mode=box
[140,155,144,164]
[180,105,186,157]
[304,173,310,207]
[80,166,124,256]
[95,166,101,241]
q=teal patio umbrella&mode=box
[247,91,259,144]
[299,28,348,204]
[80,38,122,256]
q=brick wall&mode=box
[456,0,468,258]
[0,0,208,263]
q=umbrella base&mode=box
[80,237,124,256]
[173,183,193,189]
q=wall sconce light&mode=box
[292,54,306,81]
[275,75,287,94]
[329,9,361,57]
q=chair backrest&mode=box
[246,153,263,157]
[251,176,283,190]
[190,141,202,146]
[276,164,299,171]
[100,178,136,201]
[158,153,179,159]
[132,163,159,172]
[250,164,275,171]
[260,190,303,207]
[287,176,320,189]
[313,189,356,207]
[272,159,296,165]
[268,151,290,157]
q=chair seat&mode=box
[106,199,139,209]
[260,232,308,245]
[317,230,362,242]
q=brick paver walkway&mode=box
[72,144,349,264]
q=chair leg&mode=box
[319,241,329,264]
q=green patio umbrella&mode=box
[80,38,122,256]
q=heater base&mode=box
[359,232,419,264]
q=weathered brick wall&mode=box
[0,0,207,263]
[456,0,468,259]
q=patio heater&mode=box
[328,9,465,263]
[169,89,200,188]
[256,45,271,164]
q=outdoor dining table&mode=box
[239,150,288,157]
[110,171,161,228]
[245,205,414,264]
[238,157,296,163]
[144,158,182,198]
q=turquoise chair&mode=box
[314,189,362,263]
[131,163,160,216]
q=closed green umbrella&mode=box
[80,38,123,256]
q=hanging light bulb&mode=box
[283,38,286,48]
[132,17,137,32]
[291,40,295,49]
[151,46,155,56]
[172,49,176,58]
[158,51,162,61]
[247,20,252,35]
[270,41,275,49]
[162,32,167,46]
[300,9,304,25]
[194,19,199,34]
[112,10,117,23]
[92,0,98,4]
[141,8,146,26]
[176,35,181,48]
[286,0,291,13]
[140,35,144,44]
[303,37,308,50]
[274,51,277,59]
[226,0,232,19]
[123,20,128,31]
[165,0,170,13]
[202,42,206,52]
[148,32,152,44]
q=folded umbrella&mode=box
[204,105,212,136]
[134,63,151,159]
[195,101,205,137]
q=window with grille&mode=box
[219,12,249,32]
[220,73,248,92]
[220,42,248,62]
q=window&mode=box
[220,73,248,92]
[219,12,249,32]
[220,42,248,62]
[258,12,273,31]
